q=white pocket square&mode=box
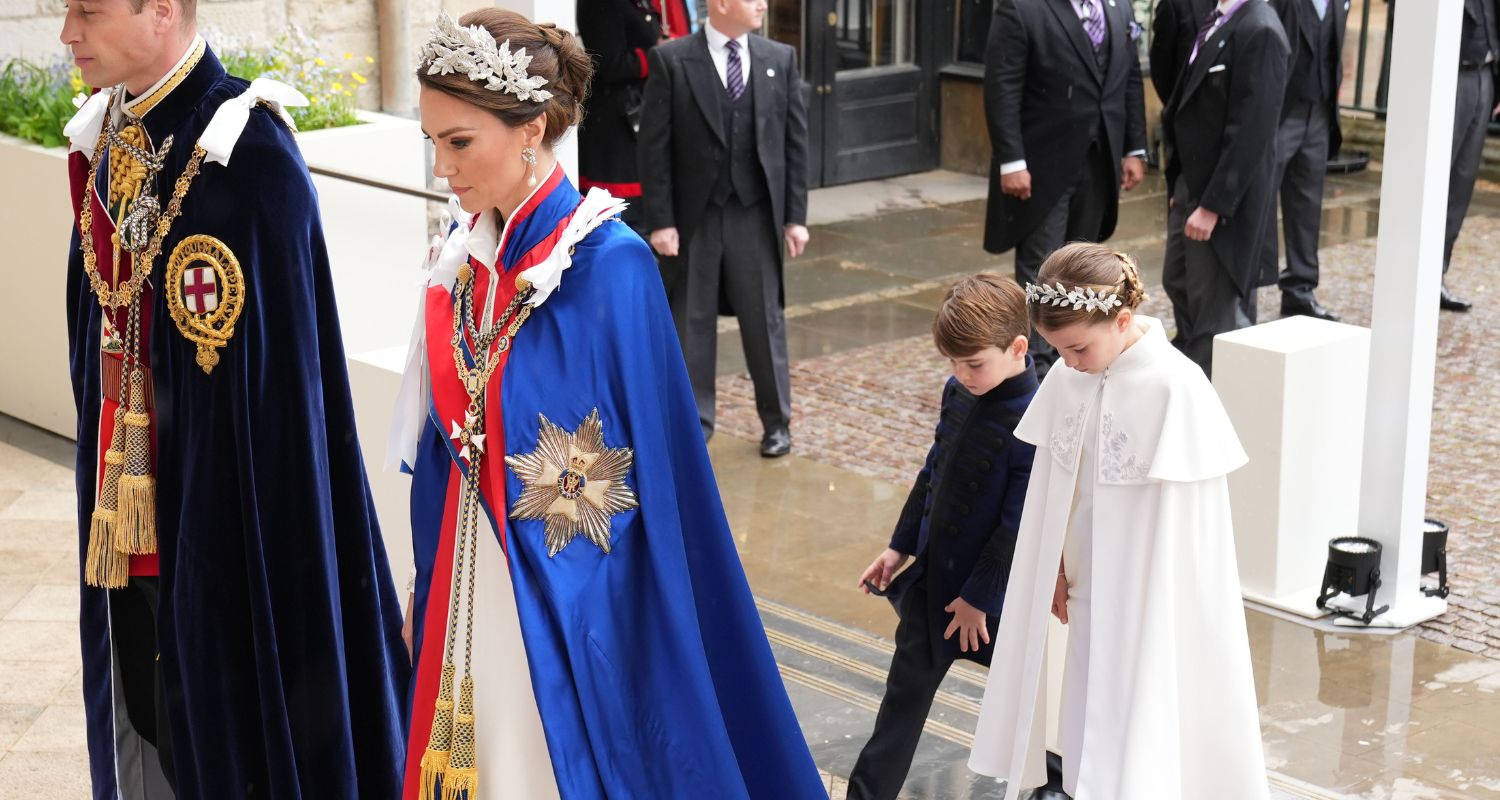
[1208,64,1227,73]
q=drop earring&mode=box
[522,146,538,188]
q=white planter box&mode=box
[0,135,75,439]
[0,110,429,441]
[297,110,429,356]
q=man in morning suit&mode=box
[982,0,1149,376]
[1149,0,1215,106]
[638,0,810,457]
[1263,0,1348,322]
[1161,0,1289,375]
[1440,0,1500,313]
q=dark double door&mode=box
[767,0,945,187]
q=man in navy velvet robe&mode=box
[59,1,408,796]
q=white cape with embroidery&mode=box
[968,316,1268,800]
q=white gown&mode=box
[968,317,1268,800]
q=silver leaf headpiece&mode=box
[1024,282,1124,314]
[419,13,554,103]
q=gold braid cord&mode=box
[419,270,533,800]
[78,111,211,589]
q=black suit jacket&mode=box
[1269,0,1348,156]
[637,30,810,248]
[1163,0,1290,294]
[1460,0,1500,73]
[1149,0,1216,105]
[982,0,1148,253]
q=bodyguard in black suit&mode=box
[1161,0,1288,375]
[638,0,810,457]
[1149,0,1215,105]
[1264,0,1348,322]
[1441,0,1500,313]
[983,0,1148,375]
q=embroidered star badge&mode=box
[449,410,486,464]
[505,409,638,557]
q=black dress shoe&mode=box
[1281,294,1341,322]
[1440,284,1472,312]
[1033,751,1071,799]
[760,429,791,458]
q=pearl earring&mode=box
[521,146,538,187]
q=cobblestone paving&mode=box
[717,214,1499,660]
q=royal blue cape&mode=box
[405,172,824,797]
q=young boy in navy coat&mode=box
[849,274,1039,799]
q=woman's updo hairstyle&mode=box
[416,9,593,149]
[1029,242,1149,330]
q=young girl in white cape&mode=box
[968,243,1268,799]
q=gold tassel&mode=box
[85,408,129,589]
[419,662,458,800]
[442,674,478,800]
[113,369,156,555]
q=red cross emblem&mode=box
[182,267,219,315]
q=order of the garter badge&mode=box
[166,234,244,374]
[506,409,638,557]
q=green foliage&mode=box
[0,29,371,149]
[0,60,88,148]
[217,27,372,132]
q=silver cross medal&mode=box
[450,410,487,464]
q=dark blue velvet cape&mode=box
[65,47,409,798]
[405,175,825,798]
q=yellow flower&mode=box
[344,89,354,97]
[315,57,326,67]
[332,82,343,92]
[364,56,375,64]
[344,52,352,60]
[352,72,367,84]
[300,70,307,78]
[70,75,84,92]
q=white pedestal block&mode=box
[1213,316,1372,618]
[348,346,414,611]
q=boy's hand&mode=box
[943,596,991,653]
[858,548,908,594]
[1051,573,1070,624]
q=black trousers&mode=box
[1014,143,1114,376]
[1162,181,1257,377]
[846,578,954,800]
[112,576,177,792]
[1271,100,1331,301]
[1445,66,1494,273]
[670,196,792,437]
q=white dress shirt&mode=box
[704,20,751,91]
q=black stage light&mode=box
[1316,536,1390,624]
[1421,519,1450,599]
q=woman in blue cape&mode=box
[387,10,826,799]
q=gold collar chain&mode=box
[78,116,208,310]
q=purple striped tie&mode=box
[1080,0,1106,50]
[725,39,745,101]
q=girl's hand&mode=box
[943,596,992,653]
[1051,573,1070,624]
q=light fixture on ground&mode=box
[1421,518,1450,599]
[1316,536,1390,624]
